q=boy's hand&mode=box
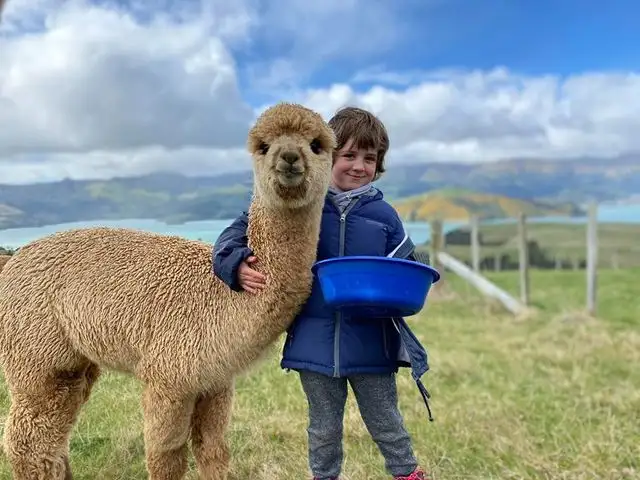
[238,256,266,294]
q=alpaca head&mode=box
[247,103,336,210]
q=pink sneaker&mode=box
[393,467,433,480]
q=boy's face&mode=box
[331,138,377,191]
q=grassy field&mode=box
[442,222,640,269]
[1,269,639,479]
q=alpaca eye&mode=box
[258,142,269,155]
[310,139,322,154]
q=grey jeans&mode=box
[299,370,418,479]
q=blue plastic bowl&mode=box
[312,256,441,318]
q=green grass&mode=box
[483,268,640,331]
[1,270,639,479]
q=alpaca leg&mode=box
[60,362,100,479]
[63,456,73,480]
[190,385,234,480]
[81,362,101,403]
[3,369,90,480]
[142,386,195,480]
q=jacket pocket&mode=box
[354,218,389,256]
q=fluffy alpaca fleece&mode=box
[0,103,336,480]
[0,255,10,271]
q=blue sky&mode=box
[231,0,640,97]
[1,0,639,183]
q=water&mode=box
[0,218,237,249]
[1,204,639,250]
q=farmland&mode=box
[0,268,637,479]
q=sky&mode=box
[0,0,639,184]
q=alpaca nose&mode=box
[281,151,300,165]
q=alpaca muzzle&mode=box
[275,150,305,186]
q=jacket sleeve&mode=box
[385,210,417,260]
[212,212,254,291]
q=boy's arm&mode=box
[386,211,418,260]
[212,212,253,291]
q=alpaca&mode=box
[0,102,336,480]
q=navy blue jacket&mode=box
[213,188,435,420]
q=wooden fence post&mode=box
[470,215,480,272]
[429,219,444,281]
[586,201,598,315]
[517,212,530,306]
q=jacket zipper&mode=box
[332,198,359,377]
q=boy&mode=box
[213,106,433,480]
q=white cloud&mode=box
[0,1,639,186]
[295,68,640,164]
[0,0,253,156]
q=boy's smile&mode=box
[331,138,378,191]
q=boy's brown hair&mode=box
[328,106,389,181]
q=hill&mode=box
[376,153,640,204]
[0,172,253,230]
[392,189,581,221]
[1,154,639,230]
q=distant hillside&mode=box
[0,204,23,229]
[0,173,253,230]
[0,154,638,230]
[375,153,640,204]
[393,189,582,221]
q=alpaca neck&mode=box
[242,197,323,343]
